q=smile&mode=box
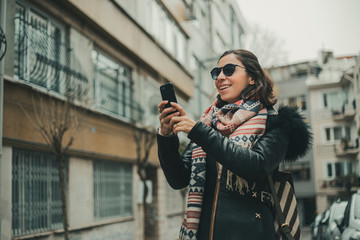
[219,85,231,90]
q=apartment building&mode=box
[268,51,360,224]
[267,62,317,226]
[306,51,359,214]
[0,0,245,239]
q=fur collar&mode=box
[266,106,313,162]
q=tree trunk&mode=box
[138,167,148,240]
[57,153,69,240]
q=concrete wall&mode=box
[0,146,12,240]
[68,157,94,227]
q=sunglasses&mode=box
[210,64,246,80]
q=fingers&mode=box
[170,102,186,116]
[171,118,196,135]
[158,101,168,113]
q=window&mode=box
[299,95,306,110]
[14,2,65,93]
[93,160,133,220]
[92,50,142,121]
[323,125,352,143]
[333,127,342,140]
[12,149,64,236]
[325,128,331,141]
[327,163,333,177]
[282,95,307,111]
[322,91,347,110]
[326,161,353,179]
[114,0,188,65]
[14,1,88,96]
[335,162,344,177]
[281,161,311,181]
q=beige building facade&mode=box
[0,0,245,239]
[306,52,359,214]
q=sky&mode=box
[236,0,360,63]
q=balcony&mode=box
[319,176,360,194]
[334,139,359,157]
[331,102,356,121]
[316,141,359,158]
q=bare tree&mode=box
[133,126,156,240]
[243,22,289,68]
[19,92,82,240]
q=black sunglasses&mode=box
[210,64,246,80]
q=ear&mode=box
[249,78,255,85]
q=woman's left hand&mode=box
[169,102,196,135]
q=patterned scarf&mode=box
[179,99,268,240]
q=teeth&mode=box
[220,85,230,90]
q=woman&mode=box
[157,49,311,240]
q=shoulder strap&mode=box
[267,174,295,240]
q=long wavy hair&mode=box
[216,49,277,107]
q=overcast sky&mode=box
[236,0,360,63]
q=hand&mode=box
[158,101,180,136]
[169,102,196,135]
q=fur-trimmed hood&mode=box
[267,106,313,162]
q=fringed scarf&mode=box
[179,99,268,240]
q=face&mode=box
[215,53,254,103]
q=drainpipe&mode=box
[0,0,6,236]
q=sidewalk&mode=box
[302,226,312,240]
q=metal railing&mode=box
[316,141,359,157]
[0,25,6,61]
[93,160,133,220]
[14,16,89,98]
[12,149,64,236]
[318,176,360,191]
[331,101,356,121]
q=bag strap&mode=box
[267,174,295,240]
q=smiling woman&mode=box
[213,49,277,108]
[156,49,312,240]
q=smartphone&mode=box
[160,82,178,108]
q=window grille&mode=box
[14,2,88,97]
[12,148,65,236]
[93,160,133,220]
[92,50,143,121]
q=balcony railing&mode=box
[14,17,89,98]
[334,139,359,157]
[316,141,359,158]
[318,176,360,192]
[331,102,356,121]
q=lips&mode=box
[219,84,231,91]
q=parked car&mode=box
[318,200,348,240]
[337,191,360,240]
[312,213,323,239]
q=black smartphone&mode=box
[160,82,178,108]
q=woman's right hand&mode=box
[158,101,180,136]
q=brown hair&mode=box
[216,49,277,107]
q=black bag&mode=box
[267,171,301,240]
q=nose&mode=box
[216,69,226,81]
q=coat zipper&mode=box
[209,163,223,240]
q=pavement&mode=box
[302,226,312,240]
